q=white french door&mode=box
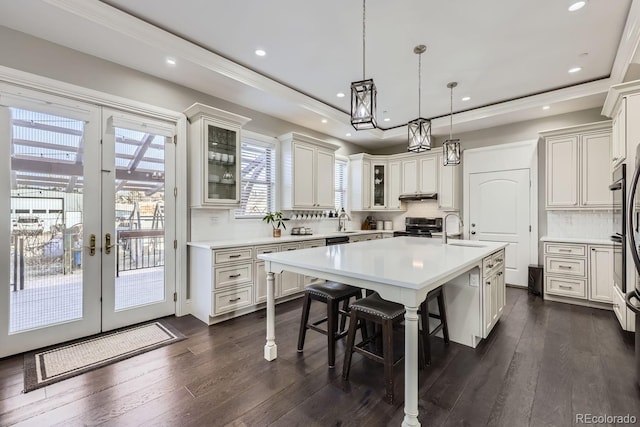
[0,87,176,357]
[100,109,176,331]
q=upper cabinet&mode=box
[278,132,338,210]
[349,148,459,212]
[542,122,612,210]
[185,103,251,208]
[603,81,640,170]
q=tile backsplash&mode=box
[546,211,613,239]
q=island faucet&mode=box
[338,208,351,232]
[442,213,463,244]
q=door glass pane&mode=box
[114,127,166,310]
[9,108,85,333]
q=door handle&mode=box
[471,231,476,235]
[105,233,116,255]
[86,234,96,256]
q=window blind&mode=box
[335,159,347,210]
[235,139,276,218]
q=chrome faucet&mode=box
[338,208,351,232]
[442,213,463,244]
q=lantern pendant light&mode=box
[407,45,431,152]
[443,82,461,166]
[350,0,377,130]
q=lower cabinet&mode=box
[482,249,506,337]
[543,241,613,306]
[189,238,326,325]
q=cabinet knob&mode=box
[486,281,491,285]
[471,231,476,235]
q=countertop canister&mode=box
[384,220,393,230]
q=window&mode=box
[335,158,347,211]
[235,137,276,218]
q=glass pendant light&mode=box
[408,45,431,152]
[350,0,377,130]
[443,82,461,165]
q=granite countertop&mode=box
[188,230,395,249]
[540,236,614,246]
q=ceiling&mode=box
[0,0,639,148]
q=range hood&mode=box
[398,193,438,201]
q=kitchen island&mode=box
[258,236,507,427]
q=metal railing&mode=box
[116,230,164,276]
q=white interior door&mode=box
[100,110,176,331]
[0,87,102,357]
[469,169,530,286]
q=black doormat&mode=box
[23,320,186,392]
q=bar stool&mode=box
[342,292,405,404]
[297,281,363,368]
[420,286,450,366]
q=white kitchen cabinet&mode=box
[279,242,303,296]
[482,249,505,338]
[612,97,626,167]
[388,160,402,209]
[279,132,338,210]
[542,122,612,210]
[589,245,614,303]
[350,155,372,211]
[401,158,418,195]
[371,161,387,208]
[419,155,438,194]
[438,155,460,211]
[542,240,614,308]
[184,103,251,208]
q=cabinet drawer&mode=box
[482,255,499,278]
[213,285,253,315]
[545,256,586,277]
[280,242,301,252]
[214,263,252,288]
[492,251,505,271]
[214,248,253,264]
[544,243,586,257]
[254,245,279,260]
[545,276,587,299]
[302,239,325,249]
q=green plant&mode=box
[262,211,289,230]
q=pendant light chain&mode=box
[449,83,453,140]
[418,52,422,117]
[362,0,366,80]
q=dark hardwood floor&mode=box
[2,287,640,426]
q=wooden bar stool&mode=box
[342,292,405,404]
[297,281,363,368]
[420,286,450,366]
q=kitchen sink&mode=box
[447,241,487,248]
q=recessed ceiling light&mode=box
[345,133,352,137]
[321,119,328,123]
[542,105,551,110]
[255,49,266,57]
[568,1,586,12]
[165,57,176,66]
[337,92,345,98]
[568,66,582,73]
[461,96,471,102]
[383,118,391,122]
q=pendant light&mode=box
[407,45,431,152]
[443,82,461,165]
[350,0,377,130]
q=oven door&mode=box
[611,163,626,293]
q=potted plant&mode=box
[262,211,289,237]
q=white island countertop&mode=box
[258,237,507,291]
[540,236,614,246]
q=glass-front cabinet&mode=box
[372,161,387,208]
[185,103,251,208]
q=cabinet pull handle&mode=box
[558,285,572,289]
[487,264,494,268]
[558,249,571,252]
[558,265,572,269]
[229,297,242,302]
[228,273,242,278]
[262,251,272,254]
[229,254,242,258]
[287,248,296,251]
[496,259,503,263]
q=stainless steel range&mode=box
[393,217,443,238]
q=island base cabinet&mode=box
[213,286,252,315]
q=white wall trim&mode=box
[0,65,190,317]
[463,139,539,268]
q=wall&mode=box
[0,26,370,241]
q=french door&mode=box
[0,86,176,357]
